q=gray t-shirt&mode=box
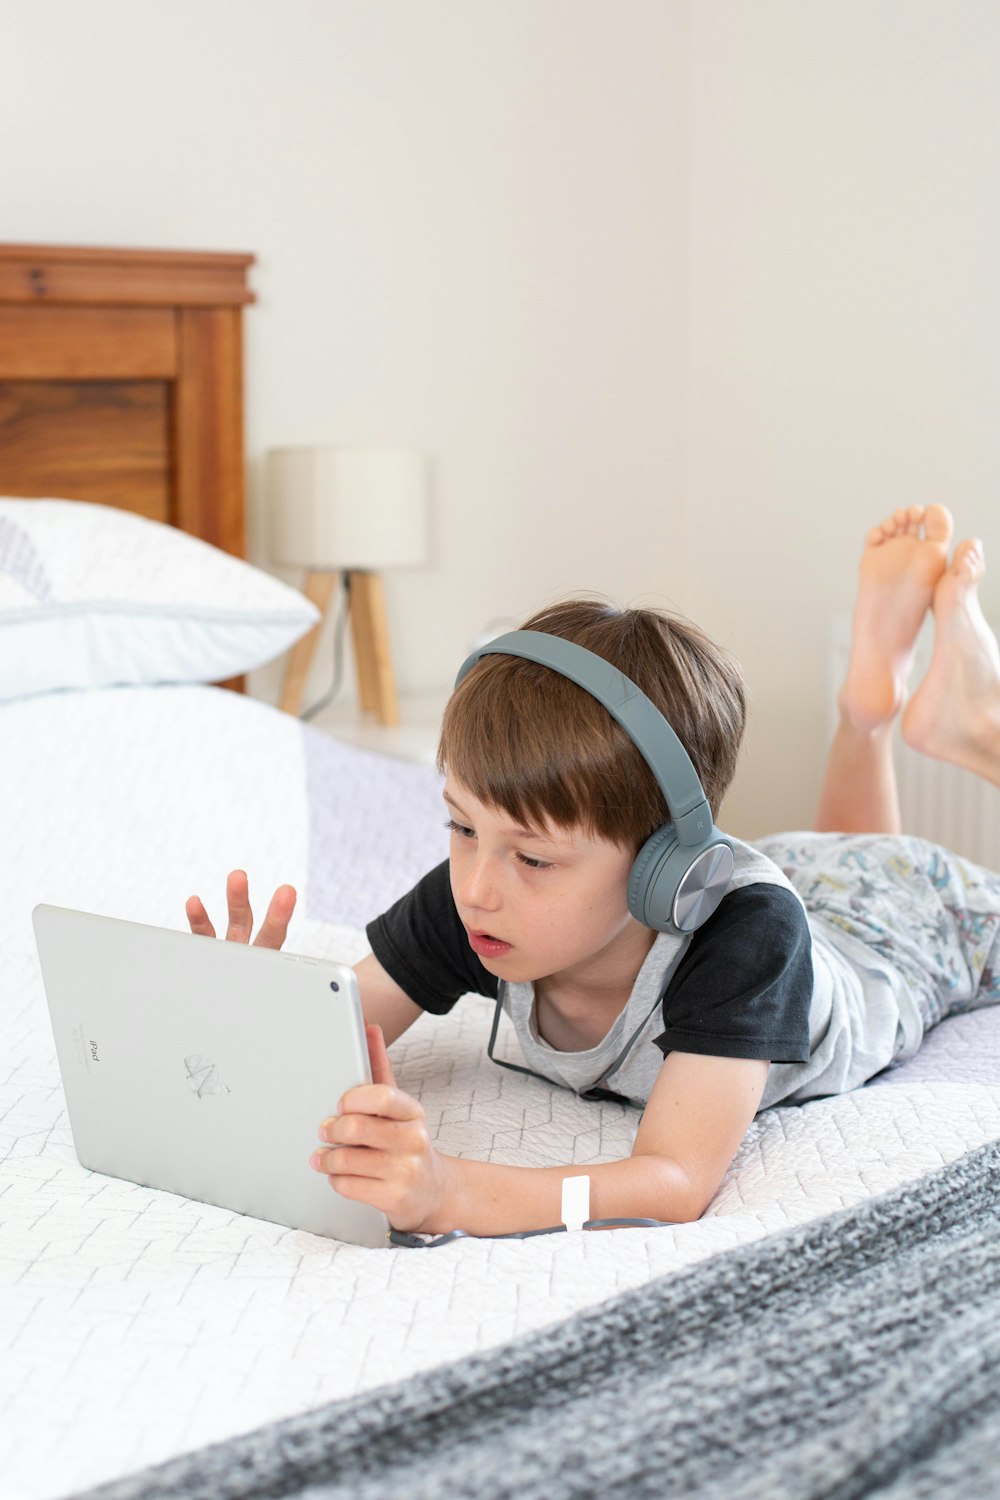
[366,841,832,1107]
[495,838,851,1109]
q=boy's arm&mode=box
[429,1051,768,1233]
[353,952,424,1047]
[312,1035,769,1236]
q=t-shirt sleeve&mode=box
[365,859,499,1015]
[654,883,813,1064]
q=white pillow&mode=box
[0,499,319,701]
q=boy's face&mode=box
[444,776,653,990]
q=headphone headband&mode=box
[455,630,712,847]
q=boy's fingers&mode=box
[224,869,253,943]
[185,895,216,938]
[253,885,297,949]
[365,1023,397,1089]
[319,1115,412,1153]
[313,1145,391,1180]
[187,874,295,946]
[339,1081,417,1121]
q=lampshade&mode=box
[267,445,429,570]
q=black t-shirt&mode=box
[366,860,813,1065]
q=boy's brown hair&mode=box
[438,598,746,851]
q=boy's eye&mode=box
[515,851,554,871]
[445,816,553,869]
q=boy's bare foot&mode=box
[902,539,1000,787]
[840,504,953,731]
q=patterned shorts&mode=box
[755,831,1000,1033]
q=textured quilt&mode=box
[78,1139,1000,1500]
[2,685,998,1500]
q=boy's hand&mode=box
[310,1024,449,1233]
[186,869,296,949]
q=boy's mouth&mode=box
[467,930,513,958]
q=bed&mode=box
[2,246,999,1500]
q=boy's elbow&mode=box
[639,1154,713,1224]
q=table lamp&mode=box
[267,445,429,725]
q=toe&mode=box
[924,504,954,546]
[952,538,984,584]
[871,508,909,543]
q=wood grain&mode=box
[0,243,255,308]
[174,307,245,557]
[0,381,171,520]
[0,306,176,379]
[278,571,340,716]
[349,571,400,726]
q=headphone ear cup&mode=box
[627,824,679,932]
[629,828,735,934]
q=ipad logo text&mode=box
[184,1054,231,1098]
[71,1022,100,1073]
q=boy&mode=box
[187,505,1000,1238]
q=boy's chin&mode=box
[477,951,537,984]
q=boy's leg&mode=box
[902,539,1000,790]
[813,720,901,835]
[815,505,952,834]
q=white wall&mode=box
[682,0,1000,836]
[3,1,998,837]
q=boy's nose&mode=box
[457,856,501,912]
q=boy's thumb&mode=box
[365,1022,396,1088]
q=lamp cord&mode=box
[301,574,353,723]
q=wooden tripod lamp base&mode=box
[267,445,429,727]
[278,569,400,726]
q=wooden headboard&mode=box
[0,243,255,558]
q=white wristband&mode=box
[560,1174,591,1232]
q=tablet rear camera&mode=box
[329,980,340,992]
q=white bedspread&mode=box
[2,685,998,1500]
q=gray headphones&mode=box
[454,630,734,935]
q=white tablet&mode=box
[32,904,389,1247]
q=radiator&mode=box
[829,615,1000,870]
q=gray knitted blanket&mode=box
[81,1139,1000,1500]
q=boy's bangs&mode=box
[438,662,659,847]
[448,721,588,837]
